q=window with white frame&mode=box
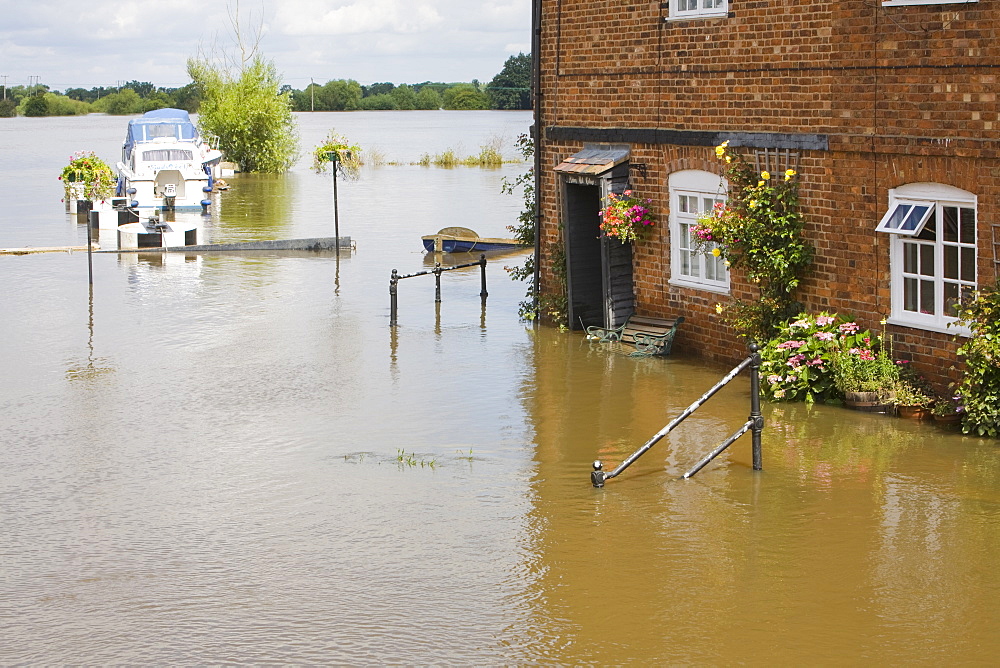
[669,170,729,292]
[668,0,727,20]
[877,183,977,333]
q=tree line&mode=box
[0,53,531,118]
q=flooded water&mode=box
[3,112,1000,665]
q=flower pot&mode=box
[844,391,890,413]
[933,413,962,424]
[897,405,930,420]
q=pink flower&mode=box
[839,322,859,334]
[816,316,835,326]
[814,331,835,341]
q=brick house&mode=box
[530,0,999,387]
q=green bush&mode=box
[188,54,298,173]
[760,312,877,403]
[953,284,1000,437]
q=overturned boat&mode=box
[422,227,527,253]
[115,108,223,211]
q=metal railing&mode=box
[591,343,764,487]
[389,254,488,327]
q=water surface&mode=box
[2,111,998,665]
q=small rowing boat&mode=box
[421,227,526,253]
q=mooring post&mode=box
[748,342,764,471]
[389,269,399,327]
[86,210,96,285]
[434,262,442,302]
[479,254,488,300]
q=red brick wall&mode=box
[535,0,1000,389]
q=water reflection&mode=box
[4,112,1000,665]
[216,172,295,241]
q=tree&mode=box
[487,53,532,110]
[442,84,489,110]
[188,54,298,172]
[363,82,395,97]
[21,94,48,117]
[92,88,143,114]
[360,94,396,110]
[391,84,417,110]
[415,86,441,110]
[320,79,363,111]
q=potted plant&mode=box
[598,189,655,243]
[931,396,964,424]
[311,130,362,178]
[893,379,933,419]
[59,151,116,212]
[830,336,899,411]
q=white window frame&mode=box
[878,183,977,335]
[669,170,730,294]
[667,0,728,20]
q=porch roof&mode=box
[553,146,629,175]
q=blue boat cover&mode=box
[124,108,200,155]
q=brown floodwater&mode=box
[2,112,999,664]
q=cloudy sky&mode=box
[0,0,531,91]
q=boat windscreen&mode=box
[142,149,195,162]
[147,124,182,139]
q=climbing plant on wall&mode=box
[692,141,813,342]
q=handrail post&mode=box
[479,254,488,300]
[748,342,764,471]
[434,262,442,302]
[86,210,96,285]
[389,269,399,327]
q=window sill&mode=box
[664,12,729,22]
[887,316,971,338]
[669,277,730,295]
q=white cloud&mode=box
[0,0,530,89]
[278,0,445,35]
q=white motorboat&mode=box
[115,108,224,211]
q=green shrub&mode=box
[953,284,1000,437]
[760,312,878,403]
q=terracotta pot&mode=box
[933,413,962,424]
[897,405,930,419]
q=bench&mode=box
[586,314,685,356]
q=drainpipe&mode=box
[531,0,542,313]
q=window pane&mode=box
[680,223,691,248]
[904,277,918,312]
[919,244,934,275]
[961,246,976,282]
[960,207,976,244]
[901,205,931,232]
[916,209,936,240]
[944,245,958,280]
[684,251,697,277]
[903,243,917,274]
[882,204,912,231]
[942,206,959,242]
[944,282,960,317]
[920,279,935,314]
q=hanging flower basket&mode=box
[58,151,115,203]
[598,190,655,243]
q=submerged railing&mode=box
[590,343,764,487]
[389,254,488,326]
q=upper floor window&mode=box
[668,0,727,20]
[877,183,977,334]
[669,170,729,293]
